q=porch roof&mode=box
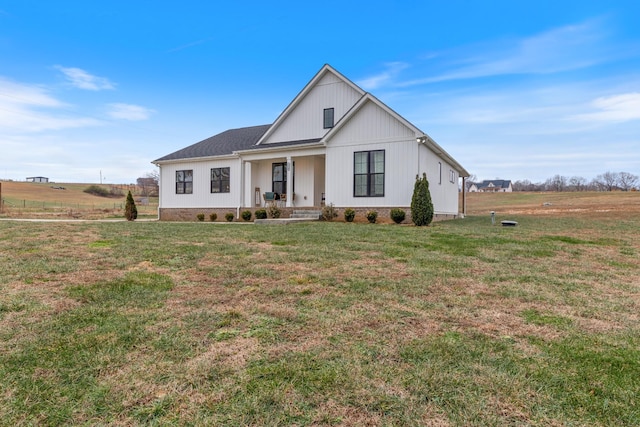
[153,125,322,163]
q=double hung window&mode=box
[354,150,385,197]
[211,167,230,193]
[176,170,193,194]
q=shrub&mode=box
[225,212,234,222]
[124,190,138,221]
[209,213,217,222]
[255,209,267,219]
[241,210,252,221]
[344,208,356,222]
[366,210,378,224]
[390,208,406,224]
[411,173,434,226]
[196,213,205,222]
[268,205,281,218]
[322,203,338,221]
[84,185,111,198]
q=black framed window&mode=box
[354,150,385,197]
[176,170,193,194]
[323,108,334,129]
[211,167,230,193]
[272,162,287,195]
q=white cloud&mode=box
[107,103,155,121]
[0,77,102,132]
[398,18,634,86]
[54,65,115,91]
[571,92,640,123]
[357,62,409,90]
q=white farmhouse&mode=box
[153,64,469,221]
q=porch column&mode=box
[239,160,246,208]
[286,156,293,208]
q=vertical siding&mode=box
[263,73,362,143]
[325,99,459,215]
[159,159,241,208]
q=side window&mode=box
[323,108,334,129]
[354,150,385,197]
[176,170,193,194]
[211,167,230,193]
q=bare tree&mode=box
[568,176,587,191]
[546,175,568,192]
[137,171,159,197]
[618,172,639,191]
[464,173,478,191]
[594,171,620,191]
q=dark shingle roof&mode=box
[477,180,512,189]
[153,125,271,162]
[153,125,324,163]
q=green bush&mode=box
[209,213,217,222]
[322,203,338,221]
[411,173,434,226]
[124,190,138,221]
[390,208,406,224]
[84,185,111,198]
[225,212,234,222]
[344,208,356,222]
[241,210,252,221]
[255,209,267,219]
[196,213,205,222]
[366,210,378,224]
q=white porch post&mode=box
[286,156,293,208]
[239,160,246,208]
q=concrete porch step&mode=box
[290,210,322,220]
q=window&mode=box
[449,169,456,183]
[211,167,230,193]
[272,162,287,195]
[176,170,193,194]
[323,108,334,129]
[354,150,385,197]
[438,162,442,184]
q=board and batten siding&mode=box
[159,159,241,208]
[262,72,362,144]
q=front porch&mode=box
[240,151,326,209]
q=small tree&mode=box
[411,173,433,226]
[124,190,138,221]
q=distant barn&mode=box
[26,176,49,183]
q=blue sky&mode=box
[1,1,639,183]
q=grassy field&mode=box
[0,181,158,219]
[1,193,639,425]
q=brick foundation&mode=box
[159,207,459,223]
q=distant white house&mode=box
[469,180,513,193]
[153,64,469,220]
[26,176,49,183]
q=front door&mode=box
[272,162,287,195]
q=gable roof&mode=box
[153,125,271,162]
[256,64,365,145]
[477,179,512,189]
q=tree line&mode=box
[467,171,639,192]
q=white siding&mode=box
[262,73,362,144]
[325,99,459,215]
[159,159,241,208]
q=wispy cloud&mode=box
[0,77,102,132]
[394,18,634,87]
[570,92,640,123]
[107,103,155,121]
[54,65,115,90]
[358,62,409,90]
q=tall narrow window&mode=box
[438,162,442,184]
[272,162,287,195]
[323,108,334,129]
[176,170,193,194]
[354,150,385,197]
[211,167,230,193]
